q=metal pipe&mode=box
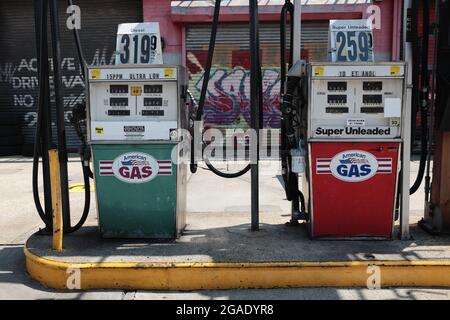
[400,0,413,239]
[49,0,71,232]
[292,0,302,61]
[249,0,260,231]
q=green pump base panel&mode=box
[92,143,187,239]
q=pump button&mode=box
[130,86,142,96]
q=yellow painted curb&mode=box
[24,246,450,290]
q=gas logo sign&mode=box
[113,152,158,183]
[99,152,172,183]
[329,150,378,182]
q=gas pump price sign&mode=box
[115,23,163,65]
[329,19,374,62]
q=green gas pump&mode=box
[87,65,188,238]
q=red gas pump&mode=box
[301,63,407,239]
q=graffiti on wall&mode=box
[187,49,283,129]
[0,48,114,128]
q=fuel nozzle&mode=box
[69,102,87,125]
[281,78,300,149]
[282,60,305,149]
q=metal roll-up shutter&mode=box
[0,0,142,151]
[186,22,329,130]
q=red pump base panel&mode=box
[308,142,400,239]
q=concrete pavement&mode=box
[1,156,449,299]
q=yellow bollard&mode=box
[48,149,63,252]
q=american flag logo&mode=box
[316,158,393,174]
[98,159,173,176]
[339,158,369,164]
[156,160,173,175]
[99,160,114,176]
[376,158,393,174]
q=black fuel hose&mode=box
[64,0,91,232]
[67,0,86,79]
[33,0,52,228]
[280,0,294,199]
[279,0,294,97]
[410,0,420,149]
[281,76,303,204]
[190,0,251,178]
[32,0,91,233]
[279,0,306,215]
[410,0,430,195]
[205,158,251,178]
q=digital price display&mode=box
[144,98,163,107]
[110,85,128,94]
[110,98,128,106]
[144,85,163,94]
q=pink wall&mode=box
[363,0,396,61]
[144,0,400,63]
[143,0,183,64]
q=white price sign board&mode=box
[329,19,374,62]
[115,22,163,65]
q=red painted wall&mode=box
[143,0,183,64]
[363,0,395,61]
[144,0,400,63]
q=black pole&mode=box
[49,0,71,232]
[249,0,260,231]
